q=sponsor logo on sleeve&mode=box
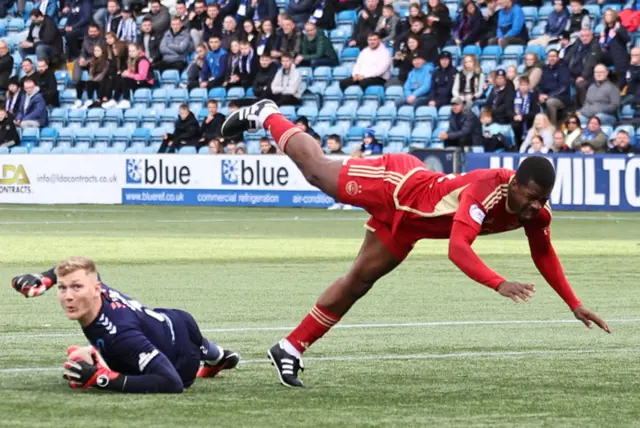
[469,204,486,225]
[138,349,160,372]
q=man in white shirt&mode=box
[339,31,391,91]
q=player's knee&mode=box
[343,273,377,300]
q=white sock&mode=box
[280,339,302,359]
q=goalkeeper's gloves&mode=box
[11,273,54,298]
[63,348,123,391]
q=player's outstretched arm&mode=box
[11,267,57,298]
[449,220,535,303]
[525,225,611,333]
[64,345,184,393]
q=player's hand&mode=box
[11,273,54,298]
[63,349,119,389]
[496,281,536,303]
[573,305,611,333]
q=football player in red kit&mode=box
[222,100,611,388]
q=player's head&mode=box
[55,257,102,325]
[510,157,555,222]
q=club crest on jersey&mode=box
[97,375,110,388]
[345,180,359,196]
[469,204,486,225]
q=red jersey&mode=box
[338,154,580,310]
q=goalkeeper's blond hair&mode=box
[55,256,98,277]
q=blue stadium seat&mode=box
[280,105,297,121]
[584,4,600,20]
[313,66,332,84]
[343,85,363,108]
[227,87,245,100]
[113,128,132,144]
[124,108,142,129]
[160,107,178,125]
[341,47,360,66]
[336,104,356,128]
[130,142,147,152]
[93,128,112,144]
[409,125,433,148]
[60,89,77,107]
[385,85,404,104]
[55,70,70,92]
[40,127,58,145]
[482,45,503,62]
[332,66,351,81]
[525,45,545,61]
[296,105,319,122]
[330,28,349,44]
[189,87,207,111]
[178,146,197,154]
[462,45,481,57]
[317,105,337,124]
[438,105,452,122]
[161,69,180,88]
[93,141,109,153]
[396,105,415,126]
[0,146,8,154]
[388,125,410,145]
[108,142,127,153]
[134,88,152,107]
[363,85,384,108]
[206,87,225,103]
[50,146,68,154]
[152,88,168,108]
[86,109,105,128]
[356,105,376,127]
[150,128,166,144]
[168,87,188,109]
[73,141,92,152]
[56,139,74,150]
[104,109,123,127]
[74,128,94,144]
[21,127,39,145]
[30,145,51,154]
[502,45,524,62]
[538,4,554,18]
[10,145,28,154]
[376,104,396,130]
[124,145,141,154]
[297,66,312,86]
[621,105,636,120]
[337,10,357,26]
[7,18,25,34]
[346,125,366,144]
[142,109,160,128]
[531,23,546,38]
[67,109,86,128]
[323,85,343,110]
[415,106,438,127]
[522,6,538,23]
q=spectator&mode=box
[250,0,278,28]
[515,52,543,90]
[5,78,24,118]
[564,114,582,149]
[452,54,484,109]
[36,59,59,107]
[295,116,319,139]
[240,19,259,48]
[208,137,224,154]
[599,9,630,89]
[519,113,554,153]
[71,24,106,93]
[20,10,63,62]
[425,0,452,48]
[506,65,517,83]
[253,53,277,98]
[392,34,421,83]
[488,0,527,47]
[326,134,345,154]
[564,28,602,108]
[222,40,242,88]
[157,18,194,71]
[0,108,20,148]
[138,18,162,64]
[34,0,58,19]
[101,40,128,105]
[272,15,301,58]
[439,96,482,148]
[525,135,549,154]
[376,5,400,46]
[623,47,640,109]
[260,137,278,154]
[271,52,303,105]
[200,99,226,146]
[528,0,568,47]
[101,0,121,34]
[579,143,595,154]
[158,104,201,153]
[225,140,238,154]
[117,7,137,44]
[217,0,240,19]
[552,129,572,153]
[200,36,227,88]
[565,0,590,44]
[186,43,208,89]
[92,0,109,30]
[15,78,47,129]
[0,41,13,92]
[221,16,239,51]
[174,2,195,45]
[75,45,110,108]
[578,64,620,126]
[608,130,639,154]
[538,49,570,126]
[147,0,171,37]
[189,0,208,47]
[395,15,425,49]
[295,21,338,67]
[236,39,258,89]
[512,76,540,146]
[19,59,37,87]
[454,0,484,47]
[255,19,276,57]
[349,0,382,49]
[573,116,606,153]
[235,142,247,154]
[352,129,383,158]
[482,0,499,46]
[336,0,362,12]
[339,32,391,91]
[427,51,457,108]
[480,109,511,152]
[105,43,155,109]
[63,0,93,60]
[286,0,317,27]
[202,3,222,43]
[485,69,515,125]
[396,53,433,108]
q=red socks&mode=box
[264,114,302,152]
[286,304,341,353]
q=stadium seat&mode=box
[462,45,481,57]
[73,141,91,152]
[104,109,123,127]
[343,85,363,108]
[208,87,226,103]
[341,47,360,66]
[10,145,28,154]
[313,66,332,84]
[227,87,245,100]
[415,106,438,127]
[93,128,112,144]
[67,110,86,128]
[280,105,297,121]
[86,109,105,128]
[0,146,8,154]
[621,105,636,120]
[160,107,178,125]
[356,105,376,127]
[178,146,197,154]
[150,128,166,144]
[482,45,503,62]
[40,127,58,145]
[363,85,384,108]
[332,66,351,82]
[21,128,39,145]
[317,105,337,125]
[74,128,94,144]
[298,66,312,86]
[376,104,396,130]
[385,86,404,104]
[168,87,188,109]
[93,141,109,153]
[55,70,70,92]
[336,10,357,26]
[132,128,151,144]
[245,87,255,98]
[60,89,77,107]
[525,45,545,61]
[336,104,356,128]
[438,105,452,123]
[409,125,433,148]
[152,88,168,108]
[30,145,51,154]
[124,108,143,129]
[396,106,415,127]
[388,125,410,145]
[134,88,152,107]
[502,45,524,62]
[189,87,207,111]
[7,18,25,34]
[113,128,132,144]
[296,105,319,122]
[161,69,180,88]
[538,4,554,18]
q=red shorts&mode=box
[337,154,426,261]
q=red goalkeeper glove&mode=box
[63,348,122,390]
[11,273,54,298]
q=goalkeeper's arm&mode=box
[12,267,102,298]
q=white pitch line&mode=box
[0,214,638,226]
[1,318,638,341]
[0,348,638,374]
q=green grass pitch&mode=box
[0,205,639,428]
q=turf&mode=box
[0,205,639,428]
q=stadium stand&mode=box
[0,0,639,155]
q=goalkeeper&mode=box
[11,256,240,393]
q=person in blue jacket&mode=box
[395,52,434,108]
[63,0,93,60]
[200,35,228,89]
[15,78,48,129]
[488,0,528,47]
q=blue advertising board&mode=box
[466,153,640,211]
